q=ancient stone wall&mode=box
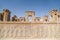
[0,22,60,38]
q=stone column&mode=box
[0,13,3,21]
[3,9,11,21]
[32,13,35,22]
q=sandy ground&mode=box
[0,38,60,40]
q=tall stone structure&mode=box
[50,9,58,22]
[57,11,60,22]
[3,9,11,21]
[0,13,3,21]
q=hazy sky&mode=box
[0,0,60,18]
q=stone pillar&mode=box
[3,9,11,21]
[25,13,28,22]
[43,16,48,22]
[32,13,35,22]
[57,12,60,22]
[0,13,3,21]
[50,9,57,22]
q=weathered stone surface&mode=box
[0,22,60,38]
